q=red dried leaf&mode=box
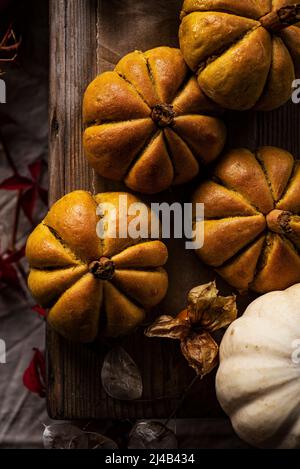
[0,175,32,190]
[180,331,219,377]
[6,245,25,263]
[20,187,37,221]
[38,186,48,206]
[0,162,48,223]
[0,260,20,289]
[32,305,47,318]
[35,348,46,379]
[0,245,25,290]
[28,160,42,181]
[23,348,46,398]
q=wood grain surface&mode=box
[47,0,300,419]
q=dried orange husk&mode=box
[187,281,237,330]
[145,315,190,340]
[145,281,237,377]
[180,331,219,377]
[187,281,219,322]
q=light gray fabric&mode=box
[0,0,49,448]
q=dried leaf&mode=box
[32,305,47,318]
[101,346,142,401]
[43,425,118,450]
[43,424,83,449]
[23,348,46,397]
[145,281,238,379]
[187,281,237,332]
[0,175,32,190]
[0,162,48,223]
[128,421,178,449]
[0,259,21,289]
[20,187,37,222]
[180,331,219,377]
[187,281,219,323]
[145,315,190,340]
[28,160,42,181]
[0,245,25,291]
[6,245,25,263]
[200,295,237,332]
[70,432,118,449]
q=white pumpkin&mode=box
[216,284,300,449]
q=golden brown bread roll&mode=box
[83,47,226,194]
[179,0,300,110]
[193,147,300,293]
[26,191,168,342]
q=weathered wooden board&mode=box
[47,0,300,419]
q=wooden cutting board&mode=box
[47,0,300,419]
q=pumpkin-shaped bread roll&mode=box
[179,0,300,110]
[193,147,300,293]
[83,47,226,194]
[26,191,168,342]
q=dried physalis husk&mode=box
[145,315,190,340]
[200,294,237,332]
[187,282,219,323]
[145,281,237,377]
[187,281,237,329]
[180,331,219,376]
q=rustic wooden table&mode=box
[47,0,300,419]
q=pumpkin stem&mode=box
[89,257,115,280]
[266,210,293,234]
[151,104,175,128]
[260,4,300,32]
